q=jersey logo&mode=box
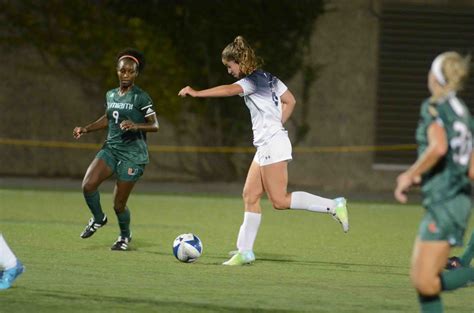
[267,74,279,106]
[146,108,154,115]
[428,222,439,234]
[128,168,139,176]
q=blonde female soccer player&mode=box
[395,51,474,312]
[178,36,349,266]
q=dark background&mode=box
[1,0,474,193]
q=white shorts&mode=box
[253,131,293,166]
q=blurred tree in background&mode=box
[2,0,323,180]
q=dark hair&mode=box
[117,48,146,72]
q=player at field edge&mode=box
[73,48,159,251]
[178,35,349,266]
[0,233,24,289]
[394,51,474,313]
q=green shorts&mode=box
[96,147,145,182]
[418,193,471,246]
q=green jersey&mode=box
[416,94,473,208]
[104,85,155,164]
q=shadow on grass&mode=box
[15,288,304,313]
[139,249,408,275]
[258,255,406,269]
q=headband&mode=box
[119,55,140,66]
[431,54,446,86]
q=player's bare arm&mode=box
[73,114,108,139]
[281,90,296,124]
[468,152,474,180]
[178,84,243,98]
[395,122,447,203]
[120,113,159,132]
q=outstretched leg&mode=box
[261,161,349,232]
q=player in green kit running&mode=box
[395,51,473,313]
[73,49,158,251]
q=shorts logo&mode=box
[264,155,271,160]
[128,168,138,176]
[428,222,438,233]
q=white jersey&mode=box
[234,70,288,147]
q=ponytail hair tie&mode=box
[431,54,446,86]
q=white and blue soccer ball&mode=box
[172,233,203,263]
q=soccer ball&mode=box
[172,233,203,263]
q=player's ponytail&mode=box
[444,52,471,92]
[222,36,262,75]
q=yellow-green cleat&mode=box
[222,251,255,266]
[332,197,349,233]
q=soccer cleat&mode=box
[332,197,349,233]
[0,260,25,290]
[80,215,108,239]
[111,235,132,251]
[445,256,462,270]
[222,251,255,266]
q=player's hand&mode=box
[120,120,137,131]
[394,172,413,203]
[73,127,87,139]
[178,86,197,97]
[413,175,421,185]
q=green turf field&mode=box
[1,188,473,312]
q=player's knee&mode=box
[415,282,439,296]
[113,204,126,214]
[411,272,439,295]
[270,197,289,210]
[82,180,97,193]
[113,199,127,213]
[266,191,290,210]
[271,202,287,210]
[242,188,262,207]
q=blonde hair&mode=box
[222,36,261,75]
[432,51,471,101]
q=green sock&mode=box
[440,267,474,291]
[418,294,443,313]
[116,208,131,238]
[460,231,474,267]
[83,191,105,222]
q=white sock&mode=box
[290,191,336,214]
[0,234,17,270]
[236,212,261,253]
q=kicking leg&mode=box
[261,161,349,232]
